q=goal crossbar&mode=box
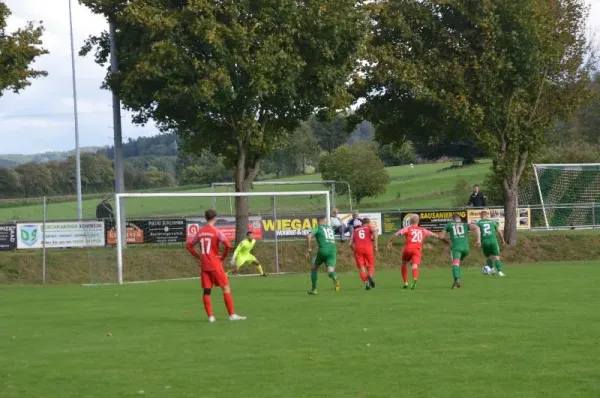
[211,181,353,211]
[114,190,331,285]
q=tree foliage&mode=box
[356,0,595,243]
[80,0,367,241]
[320,143,389,205]
[263,122,321,178]
[0,3,47,97]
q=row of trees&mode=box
[0,153,178,198]
[1,1,594,243]
[77,0,593,243]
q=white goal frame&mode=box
[114,191,331,285]
[532,163,600,230]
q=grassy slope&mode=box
[0,161,490,221]
[2,264,600,397]
[3,230,600,285]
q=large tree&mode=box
[80,0,366,241]
[356,0,594,243]
[0,3,47,97]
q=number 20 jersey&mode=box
[397,225,434,251]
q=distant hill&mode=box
[0,147,106,167]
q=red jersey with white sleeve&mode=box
[352,225,376,267]
[352,225,376,251]
[186,225,231,271]
[397,225,434,265]
[397,225,434,250]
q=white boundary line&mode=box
[81,272,304,287]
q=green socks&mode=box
[452,265,461,280]
[495,260,503,272]
[328,271,337,280]
[486,258,494,268]
[311,270,318,290]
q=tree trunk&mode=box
[502,183,518,245]
[233,141,260,244]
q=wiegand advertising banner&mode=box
[16,221,105,249]
[260,215,320,240]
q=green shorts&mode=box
[481,241,500,257]
[314,251,337,268]
[451,247,470,261]
[235,254,257,267]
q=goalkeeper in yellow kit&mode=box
[228,231,267,276]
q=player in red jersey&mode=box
[186,209,246,323]
[350,217,379,290]
[386,213,445,290]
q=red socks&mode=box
[368,267,375,277]
[202,295,213,317]
[223,292,235,316]
[359,271,368,282]
[401,264,408,283]
[412,265,419,280]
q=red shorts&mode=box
[200,268,229,289]
[402,248,422,265]
[354,249,374,267]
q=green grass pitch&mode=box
[2,263,600,397]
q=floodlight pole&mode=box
[109,19,127,249]
[68,0,83,220]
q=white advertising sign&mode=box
[339,212,382,235]
[17,221,105,249]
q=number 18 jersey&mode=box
[311,225,337,255]
[397,225,434,250]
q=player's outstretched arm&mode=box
[469,223,481,247]
[387,228,404,249]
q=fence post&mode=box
[272,195,280,274]
[42,196,47,284]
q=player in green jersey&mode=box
[476,210,506,277]
[440,214,481,289]
[306,215,340,295]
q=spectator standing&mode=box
[467,185,487,207]
[96,196,114,219]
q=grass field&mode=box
[2,264,600,397]
[0,161,491,221]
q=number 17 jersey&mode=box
[397,225,434,250]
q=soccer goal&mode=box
[93,191,331,285]
[527,164,600,230]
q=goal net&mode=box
[522,164,600,229]
[88,190,331,285]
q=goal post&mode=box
[528,163,600,230]
[114,191,331,285]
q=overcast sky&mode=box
[1,0,600,155]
